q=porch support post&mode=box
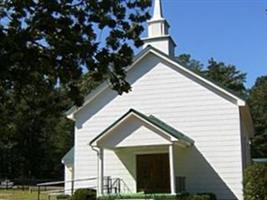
[98,148,104,196]
[169,143,176,194]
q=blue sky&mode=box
[147,0,267,87]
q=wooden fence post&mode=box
[37,186,40,200]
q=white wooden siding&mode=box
[104,149,135,193]
[98,115,171,148]
[74,53,243,200]
[64,166,73,195]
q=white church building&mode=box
[62,1,254,199]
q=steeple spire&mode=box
[151,0,163,20]
[143,0,176,57]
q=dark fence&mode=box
[36,177,97,200]
[0,177,131,200]
[0,179,60,190]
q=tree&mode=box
[244,164,267,200]
[0,0,151,106]
[176,54,247,97]
[0,0,151,179]
[176,54,203,73]
[249,76,267,158]
[204,58,247,97]
[0,82,74,179]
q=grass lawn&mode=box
[0,190,51,200]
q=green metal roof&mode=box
[253,158,267,164]
[62,147,74,166]
[90,109,194,146]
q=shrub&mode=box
[244,164,267,200]
[72,189,96,200]
[98,193,190,200]
[98,193,217,200]
[196,193,216,200]
[153,193,190,200]
[190,195,210,200]
[57,194,71,200]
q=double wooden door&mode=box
[136,153,170,193]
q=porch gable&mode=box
[90,109,194,149]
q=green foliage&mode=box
[204,58,247,97]
[176,54,203,74]
[0,0,151,106]
[72,189,96,200]
[154,193,190,200]
[0,84,74,179]
[243,164,267,200]
[248,76,267,158]
[176,54,247,98]
[0,0,151,179]
[57,194,71,200]
[195,193,216,200]
[78,73,105,97]
[99,193,189,200]
[190,195,210,200]
[98,193,217,200]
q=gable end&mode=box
[66,46,246,120]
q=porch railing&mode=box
[104,177,120,194]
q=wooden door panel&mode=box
[136,154,170,193]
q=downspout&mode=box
[91,145,101,197]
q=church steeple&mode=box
[151,0,163,20]
[143,0,176,57]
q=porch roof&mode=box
[90,109,194,147]
[253,158,267,164]
[62,147,74,166]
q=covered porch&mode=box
[90,109,194,196]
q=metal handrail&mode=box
[36,176,129,200]
[111,178,121,194]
